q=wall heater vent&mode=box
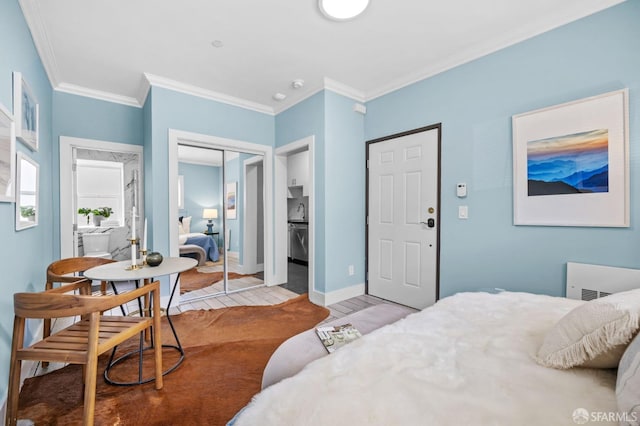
[581,289,598,301]
[567,262,640,301]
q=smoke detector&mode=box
[291,79,305,90]
[273,93,287,101]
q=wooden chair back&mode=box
[43,257,116,343]
[6,280,164,426]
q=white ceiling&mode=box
[20,0,624,114]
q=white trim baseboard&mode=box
[309,283,365,307]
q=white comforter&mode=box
[234,291,618,425]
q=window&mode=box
[76,159,124,227]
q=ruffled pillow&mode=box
[536,288,640,369]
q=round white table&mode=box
[84,257,197,384]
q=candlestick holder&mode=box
[139,249,148,266]
[126,238,143,270]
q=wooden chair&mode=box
[6,279,164,426]
[44,257,116,342]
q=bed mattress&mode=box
[232,291,618,425]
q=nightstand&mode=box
[204,231,220,248]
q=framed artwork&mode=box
[16,151,39,231]
[0,102,16,202]
[13,72,39,151]
[226,182,237,220]
[512,89,629,227]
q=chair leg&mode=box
[83,312,100,426]
[43,282,53,368]
[152,288,163,390]
[6,316,25,426]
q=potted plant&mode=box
[78,207,92,225]
[20,206,36,221]
[92,207,113,226]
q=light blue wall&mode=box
[275,92,327,291]
[178,162,223,233]
[147,86,274,267]
[323,91,366,291]
[52,92,144,258]
[0,0,53,403]
[365,0,640,298]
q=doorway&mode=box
[274,136,315,299]
[60,136,143,260]
[366,124,441,310]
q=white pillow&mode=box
[536,288,640,369]
[178,221,185,235]
[182,216,192,233]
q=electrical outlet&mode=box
[348,265,355,276]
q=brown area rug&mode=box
[179,268,256,294]
[17,294,329,426]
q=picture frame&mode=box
[512,89,629,227]
[16,151,39,231]
[0,102,16,202]
[226,182,237,220]
[13,71,39,151]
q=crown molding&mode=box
[143,73,275,115]
[365,0,626,102]
[55,83,141,107]
[323,78,366,103]
[19,0,60,87]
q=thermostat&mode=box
[456,183,467,198]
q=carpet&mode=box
[16,294,329,425]
[179,268,257,294]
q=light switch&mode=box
[458,205,468,219]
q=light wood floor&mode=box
[175,285,413,325]
[33,286,410,379]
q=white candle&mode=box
[131,206,136,240]
[131,241,137,267]
[131,207,137,267]
[143,218,148,251]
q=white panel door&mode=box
[367,126,440,309]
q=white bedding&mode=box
[234,291,618,425]
[178,232,204,245]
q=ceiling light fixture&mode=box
[319,0,370,21]
[291,79,305,89]
[211,40,224,48]
[273,93,287,101]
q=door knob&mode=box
[421,219,435,228]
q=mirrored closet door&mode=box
[178,144,265,302]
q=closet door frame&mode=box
[168,129,274,300]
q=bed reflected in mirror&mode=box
[177,144,226,301]
[177,144,266,302]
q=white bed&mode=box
[232,290,625,425]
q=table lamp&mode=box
[203,208,218,233]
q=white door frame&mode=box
[60,136,143,259]
[168,129,274,296]
[274,136,316,301]
[241,155,264,274]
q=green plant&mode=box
[78,207,92,224]
[20,205,36,218]
[92,207,113,218]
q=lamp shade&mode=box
[203,208,218,220]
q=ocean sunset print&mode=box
[527,129,609,196]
